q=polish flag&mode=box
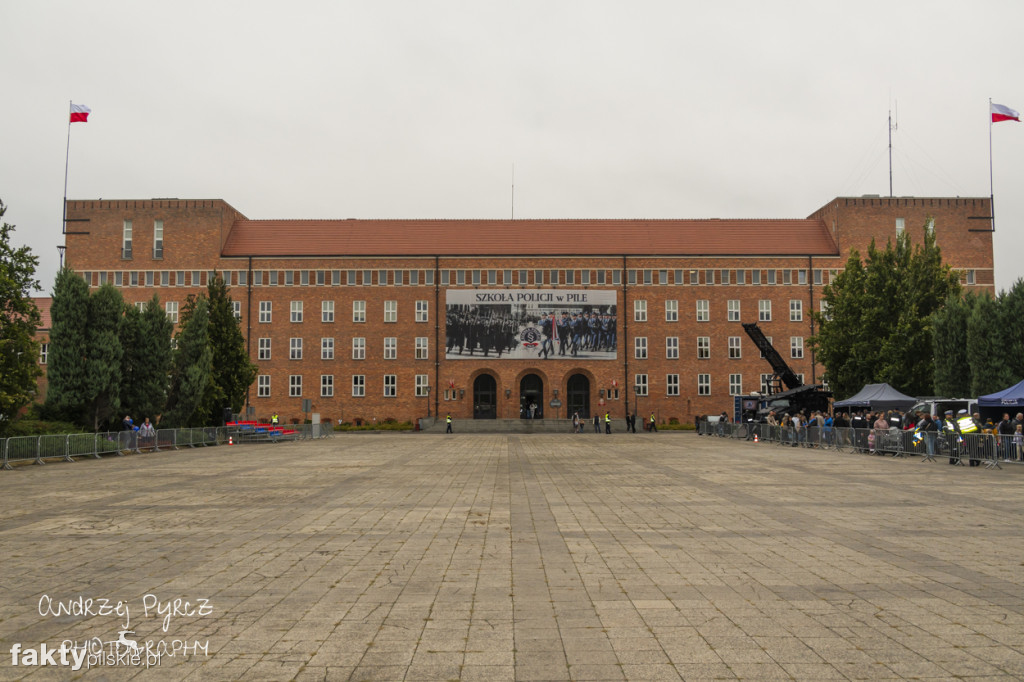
[991,102,1019,123]
[70,103,91,123]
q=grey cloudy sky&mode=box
[4,0,1023,294]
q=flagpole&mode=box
[63,100,72,238]
[989,98,996,232]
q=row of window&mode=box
[637,298,823,322]
[84,267,845,290]
[259,337,430,361]
[258,372,800,399]
[637,336,804,359]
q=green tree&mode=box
[119,294,173,423]
[45,267,91,422]
[206,273,257,423]
[0,200,41,435]
[84,284,124,430]
[812,219,960,399]
[164,295,213,427]
[997,279,1024,382]
[932,293,973,397]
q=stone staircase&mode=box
[418,417,631,434]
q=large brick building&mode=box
[61,196,994,425]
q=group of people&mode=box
[704,408,1024,463]
[571,412,657,433]
[121,415,156,450]
[444,307,618,359]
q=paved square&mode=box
[1,433,1023,680]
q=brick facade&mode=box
[61,197,994,425]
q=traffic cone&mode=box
[754,434,759,443]
[228,436,233,446]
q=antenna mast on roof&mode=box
[888,101,897,197]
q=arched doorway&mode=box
[567,374,590,419]
[473,374,497,419]
[520,374,544,419]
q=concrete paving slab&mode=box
[0,432,1022,680]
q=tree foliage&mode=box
[812,221,961,399]
[164,295,213,427]
[931,293,973,397]
[84,284,124,431]
[0,200,41,435]
[46,268,91,422]
[205,274,257,421]
[119,294,174,423]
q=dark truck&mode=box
[742,322,832,419]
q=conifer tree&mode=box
[0,200,41,434]
[46,268,91,422]
[164,296,213,427]
[206,273,257,423]
[932,293,973,397]
[84,284,124,430]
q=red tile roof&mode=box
[221,218,838,257]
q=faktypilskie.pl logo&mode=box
[8,594,214,671]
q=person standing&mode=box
[604,411,611,434]
[139,417,156,449]
[593,414,601,434]
[446,413,453,434]
[649,413,657,432]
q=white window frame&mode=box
[257,375,270,397]
[415,300,429,322]
[352,337,366,360]
[697,336,710,359]
[384,300,397,323]
[666,336,679,359]
[384,374,397,397]
[289,337,303,360]
[259,301,272,323]
[321,337,334,360]
[166,301,179,324]
[728,336,741,359]
[415,374,429,397]
[666,374,680,396]
[696,300,709,322]
[665,299,678,322]
[384,337,397,360]
[353,300,366,323]
[634,374,648,397]
[698,374,710,396]
[729,374,743,396]
[258,337,271,360]
[791,336,804,359]
[634,337,647,359]
[290,300,303,323]
[322,300,335,323]
[352,375,365,397]
[321,375,334,397]
[415,337,429,360]
[634,299,647,322]
[289,375,302,397]
[727,300,740,322]
[789,299,803,322]
[758,300,771,322]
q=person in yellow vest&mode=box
[649,413,657,432]
[944,410,962,465]
[446,413,453,434]
[604,411,611,434]
[958,409,980,466]
[271,413,279,426]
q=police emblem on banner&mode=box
[519,327,542,348]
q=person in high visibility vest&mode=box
[958,409,980,466]
[943,410,962,464]
[271,413,279,426]
[446,413,453,433]
[604,412,611,434]
[649,413,657,433]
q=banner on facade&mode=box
[445,289,617,360]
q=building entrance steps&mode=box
[418,417,631,433]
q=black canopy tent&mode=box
[833,383,916,411]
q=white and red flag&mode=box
[69,103,91,123]
[991,102,1019,123]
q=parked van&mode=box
[908,397,977,418]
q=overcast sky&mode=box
[4,1,1023,295]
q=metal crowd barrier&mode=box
[1,421,334,470]
[697,420,1020,470]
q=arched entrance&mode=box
[473,374,497,419]
[567,374,590,419]
[520,374,544,419]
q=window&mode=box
[301,270,310,286]
[353,300,366,323]
[289,375,302,397]
[321,337,334,360]
[634,374,648,397]
[322,301,335,323]
[473,270,482,286]
[896,217,905,235]
[289,337,303,360]
[352,375,365,397]
[728,336,741,359]
[129,271,139,287]
[659,270,668,285]
[258,338,271,360]
[237,270,246,286]
[798,270,807,286]
[634,337,647,359]
[153,220,163,258]
[612,270,621,285]
[761,374,772,394]
[347,270,357,286]
[122,220,133,259]
[415,337,429,360]
[166,301,179,323]
[751,269,761,285]
[727,300,740,322]
[160,271,170,286]
[271,271,281,286]
[257,375,270,397]
[352,337,366,360]
[416,374,429,397]
[503,270,512,285]
[581,270,591,285]
[758,300,771,322]
[384,300,397,323]
[259,301,271,323]
[759,336,773,358]
[384,337,397,359]
[290,301,303,323]
[790,300,803,322]
[378,269,387,286]
[634,300,647,322]
[666,337,679,359]
[767,270,777,285]
[821,300,831,320]
[40,343,48,364]
[667,374,680,396]
[393,270,403,286]
[813,269,823,286]
[696,300,709,322]
[643,270,653,285]
[415,300,429,322]
[720,269,730,285]
[782,270,792,285]
[665,300,678,322]
[410,270,419,285]
[384,374,396,397]
[736,269,746,285]
[689,270,699,285]
[697,336,710,359]
[232,301,241,320]
[488,270,497,285]
[791,336,804,359]
[518,269,528,285]
[321,375,334,397]
[966,270,976,285]
[705,269,715,285]
[698,374,710,396]
[729,374,743,396]
[926,218,935,235]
